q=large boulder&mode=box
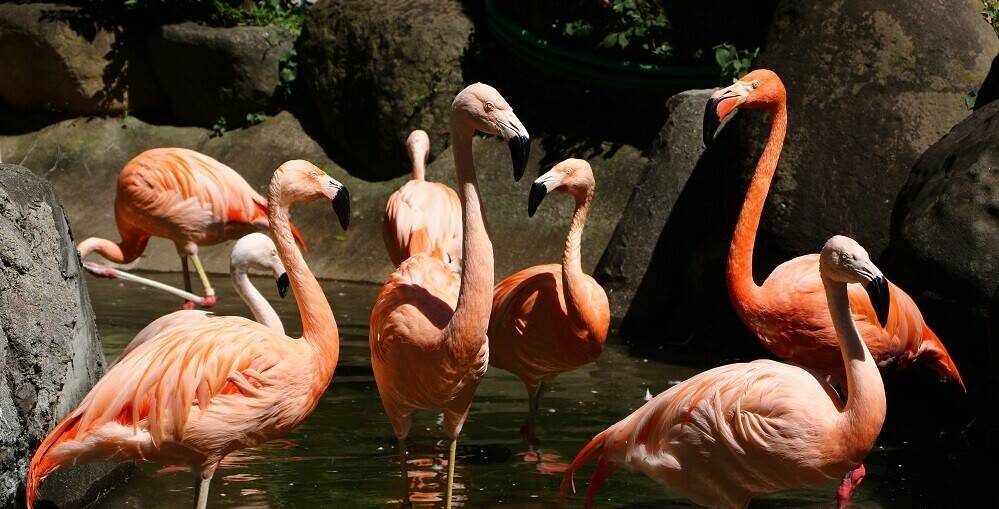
[0,3,162,115]
[722,0,997,268]
[0,164,129,506]
[883,99,999,385]
[299,0,473,180]
[0,112,645,283]
[148,22,295,126]
[594,89,715,319]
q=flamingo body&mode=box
[383,179,462,268]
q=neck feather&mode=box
[232,269,284,335]
[562,190,596,329]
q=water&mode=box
[78,272,956,508]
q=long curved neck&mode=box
[824,278,886,444]
[440,123,493,363]
[231,269,284,335]
[411,156,426,181]
[562,190,597,331]
[78,235,147,264]
[728,103,787,314]
[268,191,339,387]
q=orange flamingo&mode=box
[562,235,889,509]
[78,147,306,309]
[489,158,609,444]
[383,129,463,270]
[702,70,963,389]
[27,160,350,509]
[117,232,290,362]
[369,83,529,509]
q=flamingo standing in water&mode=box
[369,83,530,508]
[561,235,889,509]
[27,160,350,509]
[383,129,463,270]
[489,158,609,444]
[117,232,290,362]
[78,147,306,309]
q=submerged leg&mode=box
[398,438,412,508]
[445,438,457,509]
[193,468,215,509]
[837,463,866,509]
[520,382,544,446]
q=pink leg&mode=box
[837,463,866,509]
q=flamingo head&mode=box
[528,158,595,217]
[452,83,531,181]
[406,129,431,165]
[703,68,786,146]
[272,160,350,230]
[231,232,289,298]
[820,235,890,327]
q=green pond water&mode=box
[78,272,956,508]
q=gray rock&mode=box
[0,112,646,283]
[299,0,473,180]
[594,89,715,319]
[0,3,162,115]
[0,164,130,507]
[148,22,295,126]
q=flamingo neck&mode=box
[231,269,284,335]
[267,194,339,387]
[562,189,596,331]
[824,278,886,446]
[411,158,426,181]
[727,102,787,315]
[77,235,147,264]
[440,124,493,363]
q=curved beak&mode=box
[331,185,350,230]
[703,83,750,146]
[497,109,530,181]
[528,181,547,217]
[276,272,289,298]
[864,275,891,327]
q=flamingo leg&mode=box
[521,381,545,446]
[398,438,412,508]
[445,438,457,509]
[193,471,214,509]
[181,256,196,310]
[837,463,866,509]
[190,253,215,296]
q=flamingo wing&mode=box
[114,310,211,364]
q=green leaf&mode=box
[334,234,347,241]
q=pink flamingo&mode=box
[78,147,306,309]
[117,232,289,362]
[383,129,463,270]
[369,83,529,509]
[561,235,889,509]
[27,160,350,509]
[489,158,609,444]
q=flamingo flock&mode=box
[25,73,966,509]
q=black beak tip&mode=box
[703,98,721,147]
[528,182,547,218]
[332,187,350,230]
[276,273,289,298]
[866,276,891,327]
[509,135,530,182]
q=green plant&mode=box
[983,1,999,34]
[561,0,672,60]
[245,112,267,125]
[277,48,298,100]
[714,43,759,83]
[210,117,227,138]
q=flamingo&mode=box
[27,160,350,509]
[561,235,890,509]
[117,232,290,362]
[702,69,964,507]
[78,147,306,309]
[488,158,609,444]
[369,83,530,509]
[383,129,463,270]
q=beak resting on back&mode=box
[528,181,548,217]
[331,185,350,230]
[864,275,891,328]
[276,273,289,298]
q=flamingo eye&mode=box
[484,101,494,112]
[751,80,761,89]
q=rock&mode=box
[883,99,999,383]
[0,164,130,507]
[723,0,997,267]
[974,54,999,109]
[594,89,715,319]
[299,0,473,180]
[0,3,162,115]
[148,22,295,126]
[0,112,645,283]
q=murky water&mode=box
[77,272,965,508]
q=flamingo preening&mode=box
[369,83,529,509]
[383,129,463,270]
[27,160,350,509]
[703,69,964,506]
[117,232,290,362]
[78,147,306,309]
[561,235,889,509]
[489,158,609,444]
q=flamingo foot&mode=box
[199,294,218,308]
[837,464,866,509]
[182,300,196,310]
[82,261,117,279]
